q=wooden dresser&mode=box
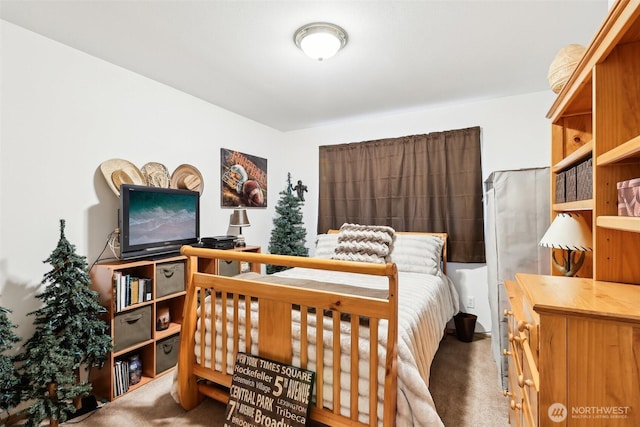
[505,1,640,424]
[505,274,640,426]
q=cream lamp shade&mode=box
[539,212,592,276]
[230,207,251,247]
[294,22,348,61]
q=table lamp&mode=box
[230,207,250,247]
[539,212,592,277]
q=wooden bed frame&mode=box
[176,232,447,426]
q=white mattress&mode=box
[182,267,459,426]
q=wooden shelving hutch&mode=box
[88,246,261,401]
[89,255,186,401]
[548,0,640,283]
[504,2,640,426]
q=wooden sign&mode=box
[224,352,315,427]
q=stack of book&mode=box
[113,272,153,312]
[113,359,130,397]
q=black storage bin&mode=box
[454,312,477,343]
[113,305,152,352]
[156,334,180,374]
[156,261,185,298]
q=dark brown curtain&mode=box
[318,126,485,263]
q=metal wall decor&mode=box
[292,179,308,201]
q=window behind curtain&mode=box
[318,126,485,263]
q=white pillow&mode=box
[389,234,443,275]
[314,234,339,259]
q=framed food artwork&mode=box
[221,148,267,208]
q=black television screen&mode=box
[119,184,200,259]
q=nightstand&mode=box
[197,245,261,276]
[220,245,261,276]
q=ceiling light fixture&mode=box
[294,22,348,61]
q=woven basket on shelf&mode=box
[565,167,577,202]
[555,171,566,203]
[576,158,593,201]
[547,44,587,94]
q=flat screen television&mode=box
[119,184,200,259]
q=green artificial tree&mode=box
[19,220,112,427]
[0,306,21,422]
[267,173,309,274]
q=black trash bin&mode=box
[454,312,477,342]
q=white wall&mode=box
[283,91,555,332]
[0,21,285,341]
[1,19,554,340]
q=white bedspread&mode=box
[175,267,459,426]
[277,268,459,426]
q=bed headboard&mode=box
[327,229,448,274]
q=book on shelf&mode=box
[113,273,153,313]
[113,271,122,312]
[143,278,152,301]
[125,275,131,307]
[131,277,139,306]
[113,359,130,397]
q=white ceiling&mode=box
[1,0,608,131]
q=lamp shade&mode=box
[230,208,251,228]
[294,22,348,61]
[539,212,592,251]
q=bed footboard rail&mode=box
[177,247,399,427]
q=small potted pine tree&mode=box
[0,306,21,424]
[267,173,309,273]
[18,220,112,427]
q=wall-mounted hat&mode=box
[100,159,146,197]
[171,164,204,194]
[141,162,170,188]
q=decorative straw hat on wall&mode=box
[141,162,171,188]
[100,159,146,196]
[171,164,204,194]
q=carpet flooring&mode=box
[429,332,509,426]
[64,333,508,426]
